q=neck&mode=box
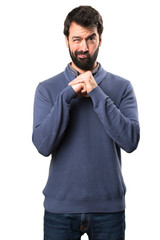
[71,61,98,74]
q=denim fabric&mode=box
[44,210,125,240]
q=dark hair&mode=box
[64,6,103,38]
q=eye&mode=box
[73,38,81,43]
[89,36,94,41]
[88,35,96,42]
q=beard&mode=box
[69,46,99,71]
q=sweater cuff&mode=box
[62,86,77,104]
[88,86,107,106]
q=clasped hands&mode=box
[68,71,97,97]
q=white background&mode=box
[0,0,160,239]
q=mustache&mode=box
[75,50,89,57]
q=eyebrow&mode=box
[86,33,97,40]
[72,33,97,40]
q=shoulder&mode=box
[41,71,65,88]
[37,71,68,96]
[99,67,133,105]
[97,64,130,88]
[106,71,130,86]
[34,71,67,103]
[100,68,132,93]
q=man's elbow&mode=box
[32,132,51,157]
[125,128,140,153]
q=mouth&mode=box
[78,54,88,59]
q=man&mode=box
[32,6,140,240]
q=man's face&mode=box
[65,22,102,72]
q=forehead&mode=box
[69,22,98,38]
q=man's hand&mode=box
[69,71,98,97]
[71,82,86,98]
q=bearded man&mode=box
[32,5,140,240]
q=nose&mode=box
[80,40,88,52]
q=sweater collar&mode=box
[64,63,108,85]
[69,62,100,78]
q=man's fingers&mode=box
[81,89,87,94]
[68,71,97,94]
[68,79,84,85]
[68,72,92,85]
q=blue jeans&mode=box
[44,210,125,240]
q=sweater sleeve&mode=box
[88,83,140,153]
[32,83,77,156]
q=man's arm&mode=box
[69,72,140,153]
[89,83,140,153]
[32,83,76,156]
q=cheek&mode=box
[69,43,79,53]
[89,44,99,54]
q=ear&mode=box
[65,36,69,48]
[99,35,102,47]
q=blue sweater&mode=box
[32,64,140,213]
